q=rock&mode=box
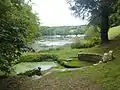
[98,61,103,64]
[63,61,67,64]
[93,63,99,66]
[102,53,108,63]
[65,59,72,61]
[102,51,114,62]
[108,50,113,61]
[78,53,102,63]
[32,75,41,79]
[93,60,103,66]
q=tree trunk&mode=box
[100,9,109,43]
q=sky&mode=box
[31,0,88,26]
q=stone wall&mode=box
[78,53,103,63]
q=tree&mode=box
[21,4,40,42]
[0,0,40,74]
[67,0,118,43]
[110,0,120,27]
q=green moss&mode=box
[64,60,92,67]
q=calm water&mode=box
[30,35,85,51]
[14,62,57,74]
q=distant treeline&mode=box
[38,25,87,36]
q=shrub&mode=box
[18,68,42,76]
[84,25,100,39]
[70,25,100,49]
[71,36,100,49]
[89,37,100,45]
[71,40,93,49]
[18,53,40,62]
[39,54,58,61]
[18,53,58,63]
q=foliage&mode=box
[0,0,40,74]
[84,25,100,39]
[18,53,58,63]
[67,0,118,43]
[38,25,87,36]
[67,0,117,20]
[110,0,120,27]
[71,39,98,49]
[70,25,101,49]
[0,0,25,74]
[85,25,100,45]
[18,68,42,76]
[71,36,100,49]
[39,54,58,61]
[67,0,118,23]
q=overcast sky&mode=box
[31,0,88,26]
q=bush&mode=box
[71,37,100,49]
[39,54,58,61]
[71,40,94,49]
[90,37,100,45]
[18,68,42,77]
[70,25,100,49]
[18,53,58,63]
[85,25,100,39]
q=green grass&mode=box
[40,47,94,67]
[46,35,120,90]
[38,25,120,68]
[1,26,120,90]
[40,48,81,60]
[64,60,93,67]
[52,65,65,69]
[32,38,120,90]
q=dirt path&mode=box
[27,65,101,90]
[0,66,101,90]
[32,66,93,80]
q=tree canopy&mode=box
[0,0,40,74]
[110,0,120,27]
[38,26,87,36]
[67,0,119,43]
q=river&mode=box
[30,34,85,51]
